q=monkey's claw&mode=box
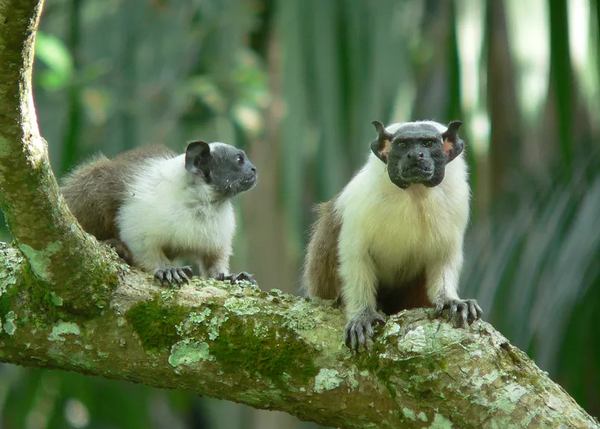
[154,266,193,287]
[435,298,483,326]
[215,272,257,285]
[344,311,386,352]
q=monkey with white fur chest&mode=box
[62,141,257,286]
[303,120,482,351]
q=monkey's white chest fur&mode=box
[335,154,469,286]
[116,155,235,270]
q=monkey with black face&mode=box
[303,120,482,351]
[62,141,257,286]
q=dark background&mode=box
[1,0,599,428]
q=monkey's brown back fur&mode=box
[303,200,343,300]
[61,145,176,240]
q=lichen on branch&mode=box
[0,245,597,428]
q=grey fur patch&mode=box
[392,123,441,141]
[203,143,257,199]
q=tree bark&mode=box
[0,0,117,315]
[0,1,598,428]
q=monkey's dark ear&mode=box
[185,141,211,175]
[370,120,394,163]
[441,120,464,162]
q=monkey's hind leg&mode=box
[214,272,257,285]
[104,238,192,286]
[303,200,343,300]
[127,241,192,287]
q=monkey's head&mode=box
[184,141,257,198]
[370,120,464,189]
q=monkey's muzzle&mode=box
[402,163,433,182]
[240,171,258,191]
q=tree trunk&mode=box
[0,1,597,428]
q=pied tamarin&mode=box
[303,120,482,351]
[61,141,257,286]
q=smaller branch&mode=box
[0,0,116,313]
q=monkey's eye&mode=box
[423,141,434,148]
[397,141,408,149]
[235,155,244,165]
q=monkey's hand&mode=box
[154,267,193,287]
[435,298,483,327]
[345,311,386,352]
[214,272,257,285]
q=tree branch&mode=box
[0,0,116,314]
[0,244,597,428]
[0,1,598,428]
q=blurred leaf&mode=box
[549,0,574,173]
[232,102,263,137]
[79,59,112,84]
[558,280,600,416]
[463,157,600,415]
[81,87,114,125]
[232,49,269,108]
[35,32,74,90]
[186,76,227,115]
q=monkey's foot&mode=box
[104,239,134,266]
[333,295,343,308]
[215,272,257,285]
[435,298,483,326]
[345,311,386,352]
[154,266,193,287]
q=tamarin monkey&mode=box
[303,120,482,351]
[61,141,257,286]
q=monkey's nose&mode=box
[407,151,425,159]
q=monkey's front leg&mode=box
[339,251,385,352]
[427,259,483,326]
[344,310,386,352]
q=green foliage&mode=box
[34,32,74,90]
[0,367,156,429]
[462,161,600,415]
